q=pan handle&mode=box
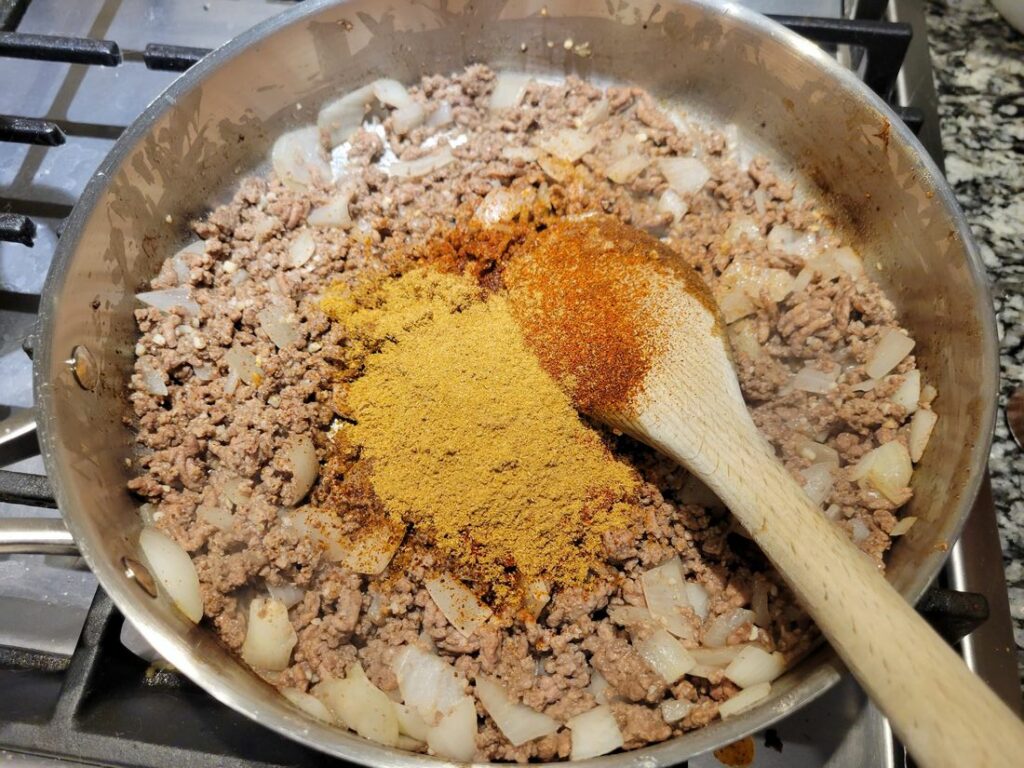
[0,518,78,555]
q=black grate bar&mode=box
[0,212,35,245]
[773,16,912,99]
[0,114,65,145]
[143,43,211,72]
[919,587,989,643]
[0,31,121,65]
[0,0,30,31]
[0,470,56,508]
[894,105,924,135]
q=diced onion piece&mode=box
[257,305,301,349]
[224,345,260,385]
[395,702,431,741]
[396,734,425,751]
[279,434,318,506]
[309,192,354,229]
[702,608,755,648]
[267,581,305,609]
[241,597,297,671]
[607,604,658,630]
[272,126,331,190]
[537,128,596,163]
[537,153,575,183]
[392,102,426,135]
[426,101,453,128]
[339,517,406,575]
[658,156,710,197]
[909,409,938,463]
[281,688,334,722]
[501,146,538,163]
[372,78,414,109]
[387,147,453,179]
[921,383,938,405]
[286,230,315,268]
[719,260,796,304]
[230,267,250,286]
[724,646,786,688]
[318,85,376,147]
[489,72,532,110]
[854,441,913,503]
[170,241,202,284]
[193,363,214,382]
[580,98,610,127]
[891,369,920,414]
[476,675,559,746]
[637,629,696,683]
[794,435,839,468]
[689,645,751,668]
[751,581,771,628]
[196,502,233,530]
[791,363,840,394]
[658,188,688,222]
[137,287,200,317]
[865,328,915,379]
[890,516,918,537]
[824,503,842,521]
[753,186,767,216]
[800,462,835,507]
[315,664,400,747]
[661,699,694,723]
[139,365,169,396]
[568,705,623,761]
[393,646,468,724]
[851,518,870,544]
[685,582,710,620]
[766,224,815,258]
[718,681,771,718]
[606,154,650,185]
[830,246,865,278]
[717,288,756,324]
[524,580,551,619]
[587,669,611,705]
[426,696,477,761]
[792,265,814,294]
[641,556,696,641]
[476,186,525,225]
[425,575,493,637]
[138,527,203,623]
[851,378,879,392]
[723,216,762,245]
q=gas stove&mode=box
[0,1,1019,766]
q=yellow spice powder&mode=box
[322,268,640,608]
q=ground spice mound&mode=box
[320,267,642,611]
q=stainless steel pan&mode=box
[1,0,998,764]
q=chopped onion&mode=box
[314,664,400,747]
[392,102,426,135]
[909,409,938,463]
[658,156,710,196]
[489,72,532,110]
[792,265,814,294]
[339,518,406,575]
[718,681,771,718]
[921,383,938,405]
[751,581,771,628]
[537,128,596,163]
[281,688,334,722]
[537,154,574,183]
[426,696,477,761]
[393,645,468,724]
[580,98,610,127]
[661,699,694,723]
[891,369,920,414]
[794,435,839,468]
[476,675,559,746]
[724,646,785,688]
[690,645,749,667]
[890,516,918,536]
[641,556,696,641]
[318,85,376,147]
[657,188,688,222]
[718,260,795,305]
[171,241,202,284]
[824,503,842,521]
[230,267,250,286]
[850,518,870,544]
[476,186,525,225]
[138,527,203,623]
[724,216,762,245]
[386,147,453,179]
[851,378,879,392]
[791,363,840,394]
[257,305,301,349]
[717,287,755,324]
[309,192,354,229]
[587,669,611,705]
[139,365,168,396]
[271,126,331,190]
[286,230,315,268]
[426,101,453,128]
[396,734,425,751]
[702,608,755,648]
[279,434,317,506]
[241,597,297,671]
[568,705,623,761]
[800,462,835,507]
[224,370,239,396]
[196,502,233,530]
[607,604,658,630]
[426,575,493,637]
[766,224,815,258]
[372,78,414,109]
[224,345,260,385]
[267,581,305,609]
[524,580,550,619]
[193,363,214,382]
[830,246,865,278]
[501,146,538,163]
[637,629,696,683]
[606,154,650,185]
[865,328,915,379]
[853,440,912,503]
[685,582,710,620]
[394,702,431,741]
[137,287,200,317]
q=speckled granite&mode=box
[925,0,1024,679]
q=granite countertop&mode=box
[925,0,1024,681]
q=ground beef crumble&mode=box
[127,66,934,761]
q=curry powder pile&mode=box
[320,267,641,611]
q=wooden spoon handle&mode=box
[644,404,1024,768]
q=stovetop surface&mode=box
[0,0,1018,766]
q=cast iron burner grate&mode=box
[0,1,1011,766]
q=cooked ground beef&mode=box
[127,66,931,761]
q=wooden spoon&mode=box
[505,215,1024,768]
